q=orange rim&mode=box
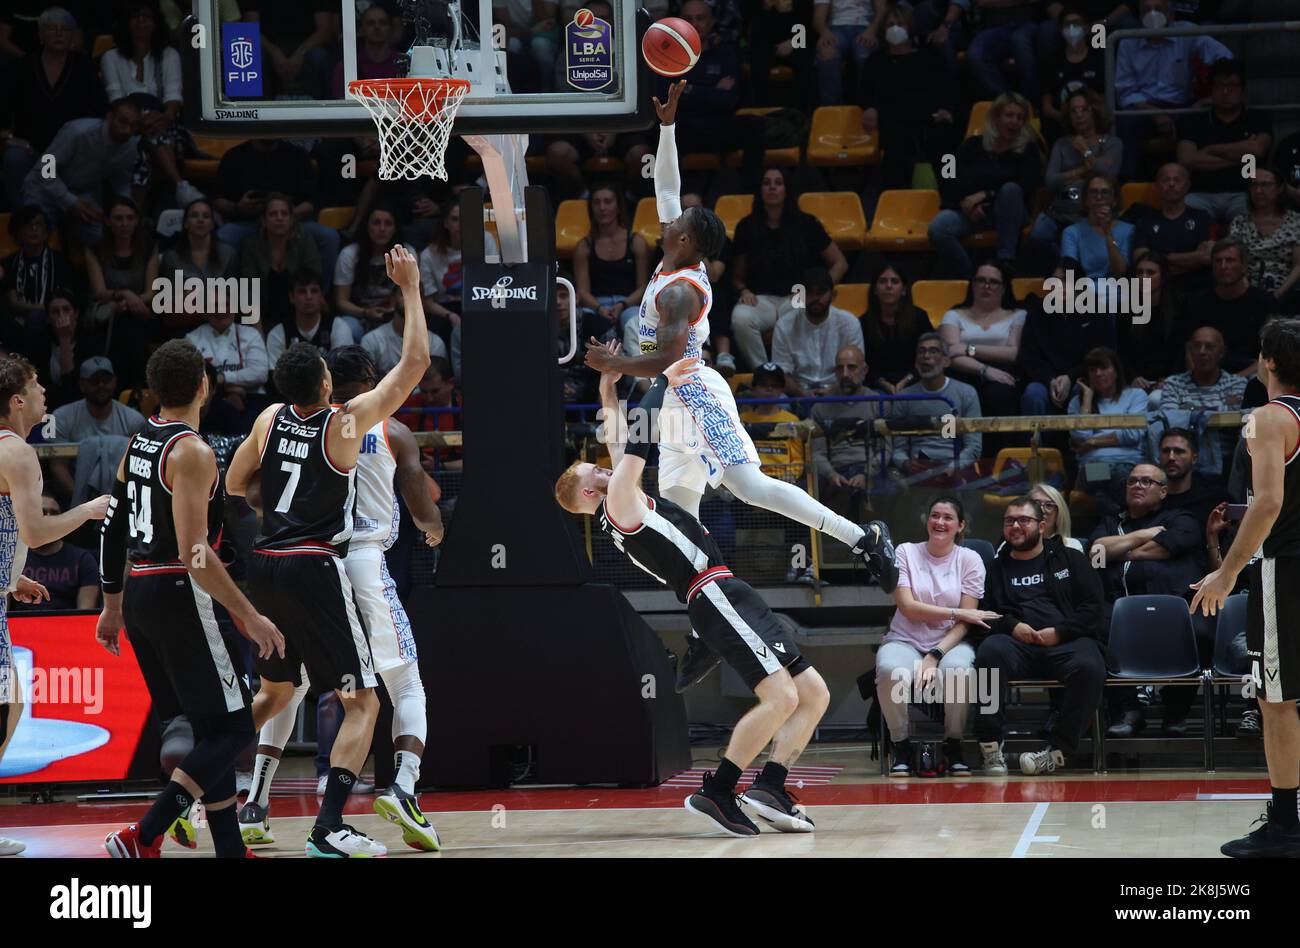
[348,77,471,123]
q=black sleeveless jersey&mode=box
[124,417,223,565]
[596,494,730,604]
[255,404,355,553]
[1260,394,1300,558]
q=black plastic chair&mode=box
[961,538,996,573]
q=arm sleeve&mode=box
[895,544,914,590]
[1060,224,1081,266]
[655,124,682,224]
[99,476,130,595]
[1109,388,1147,446]
[1055,548,1107,642]
[962,550,986,600]
[1151,511,1202,556]
[162,47,183,103]
[1044,141,1069,192]
[626,374,671,459]
[770,316,795,375]
[101,50,126,102]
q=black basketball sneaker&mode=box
[674,633,722,693]
[741,781,814,832]
[853,521,899,592]
[1221,803,1300,858]
[684,772,759,837]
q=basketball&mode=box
[575,7,594,27]
[642,17,701,78]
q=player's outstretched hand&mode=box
[664,356,701,388]
[81,494,111,521]
[1190,568,1235,617]
[238,612,287,660]
[585,336,616,372]
[385,244,421,292]
[13,575,49,605]
[597,339,623,386]
[95,606,122,656]
[652,79,686,126]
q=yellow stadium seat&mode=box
[807,106,879,167]
[184,136,248,182]
[834,283,870,318]
[798,192,867,251]
[681,153,722,172]
[714,194,754,240]
[555,199,591,258]
[1012,276,1048,300]
[1121,182,1159,213]
[728,373,755,394]
[633,197,660,248]
[910,280,968,325]
[0,214,15,257]
[318,206,356,231]
[982,448,1065,509]
[93,34,115,59]
[864,189,940,251]
[583,155,624,175]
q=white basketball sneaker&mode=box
[0,836,26,856]
[305,824,387,858]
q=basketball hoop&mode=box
[348,77,471,181]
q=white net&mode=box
[348,78,470,181]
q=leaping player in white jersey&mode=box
[237,346,445,852]
[584,81,899,690]
[0,355,110,856]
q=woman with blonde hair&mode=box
[927,91,1044,278]
[1027,483,1082,552]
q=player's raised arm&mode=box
[342,245,431,435]
[0,442,108,549]
[653,80,686,229]
[597,340,627,469]
[225,403,280,498]
[389,417,444,546]
[584,280,695,378]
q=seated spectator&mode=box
[544,129,655,205]
[572,184,650,335]
[100,0,202,209]
[1039,6,1115,133]
[928,92,1043,278]
[1228,167,1300,312]
[738,363,806,484]
[85,197,157,387]
[965,0,1049,103]
[1131,163,1214,294]
[1176,58,1272,228]
[771,267,864,396]
[334,206,414,338]
[877,496,989,777]
[265,270,353,367]
[1119,253,1184,395]
[857,2,958,191]
[1,206,76,331]
[160,198,236,281]
[239,1,335,99]
[1027,482,1083,551]
[1158,426,1227,529]
[1113,0,1230,180]
[1089,461,1205,737]
[44,290,95,401]
[419,200,500,346]
[1181,237,1273,376]
[862,265,930,393]
[939,262,1026,419]
[748,0,815,109]
[238,193,323,330]
[975,495,1108,775]
[47,356,145,502]
[1018,277,1117,417]
[890,332,983,478]
[1160,326,1247,467]
[401,356,462,472]
[814,0,880,105]
[362,286,449,378]
[1,7,106,209]
[1059,173,1134,279]
[1030,89,1122,268]
[330,2,400,98]
[13,493,100,611]
[185,308,270,405]
[558,278,614,403]
[731,167,847,370]
[909,0,973,81]
[213,139,339,285]
[811,344,882,518]
[1068,346,1148,507]
[20,97,141,250]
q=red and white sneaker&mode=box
[105,824,162,859]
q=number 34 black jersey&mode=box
[122,416,223,565]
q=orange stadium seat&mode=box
[1121,182,1159,213]
[982,448,1065,510]
[317,206,357,231]
[92,34,115,58]
[798,192,867,251]
[633,197,660,248]
[713,194,753,240]
[834,282,870,317]
[864,189,940,251]
[807,106,879,167]
[184,136,247,182]
[555,199,591,258]
[1012,277,1048,300]
[910,280,968,325]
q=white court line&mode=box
[1197,793,1270,800]
[1011,802,1056,858]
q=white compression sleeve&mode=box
[380,662,428,746]
[655,123,682,223]
[258,678,309,751]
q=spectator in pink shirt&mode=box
[874,496,999,777]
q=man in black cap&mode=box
[770,267,864,397]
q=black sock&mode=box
[1272,786,1299,828]
[713,758,743,795]
[317,767,356,831]
[139,781,194,846]
[206,804,247,858]
[759,761,788,790]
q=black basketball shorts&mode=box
[687,575,808,691]
[1247,556,1300,704]
[124,569,250,720]
[248,551,377,694]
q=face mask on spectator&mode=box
[1142,10,1167,29]
[1062,24,1085,46]
[884,24,909,46]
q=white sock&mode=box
[721,464,865,548]
[248,754,280,809]
[394,750,420,794]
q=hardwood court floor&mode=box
[0,747,1278,858]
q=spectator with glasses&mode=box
[1026,482,1083,552]
[1060,173,1134,279]
[939,262,1026,421]
[1068,346,1148,510]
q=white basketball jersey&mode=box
[637,260,713,362]
[351,419,399,550]
[0,430,28,595]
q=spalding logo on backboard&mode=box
[565,8,613,92]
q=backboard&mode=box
[181,0,654,138]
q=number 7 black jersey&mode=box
[255,404,356,554]
[122,416,223,566]
[596,494,730,604]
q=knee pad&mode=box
[160,715,196,776]
[381,663,427,745]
